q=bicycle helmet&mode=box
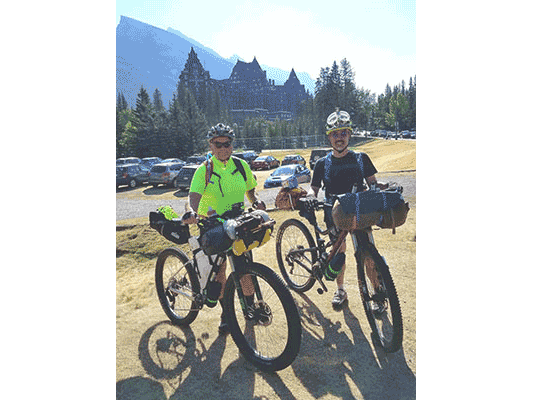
[206,123,235,141]
[325,109,353,135]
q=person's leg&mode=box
[325,205,348,307]
[215,260,229,334]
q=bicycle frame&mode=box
[288,203,375,294]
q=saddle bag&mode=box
[275,187,308,210]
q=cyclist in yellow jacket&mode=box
[183,123,266,333]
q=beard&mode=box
[333,141,349,153]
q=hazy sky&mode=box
[116,0,416,94]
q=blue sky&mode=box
[116,0,416,95]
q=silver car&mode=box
[148,162,185,188]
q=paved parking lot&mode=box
[116,172,415,221]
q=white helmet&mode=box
[206,123,235,141]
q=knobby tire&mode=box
[223,262,302,372]
[155,247,200,326]
[276,218,317,293]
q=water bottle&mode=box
[324,253,345,281]
[188,236,211,291]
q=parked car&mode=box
[409,131,416,139]
[116,164,151,188]
[174,165,200,190]
[159,158,185,164]
[148,162,185,188]
[281,154,306,167]
[186,155,206,165]
[141,157,162,168]
[116,157,141,165]
[264,164,311,189]
[250,155,280,170]
[309,148,331,170]
[234,151,258,165]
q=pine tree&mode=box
[153,88,164,113]
[177,82,209,156]
[132,85,155,157]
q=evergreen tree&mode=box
[153,88,164,113]
[177,82,209,156]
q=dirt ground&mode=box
[116,202,415,400]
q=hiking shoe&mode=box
[218,312,230,335]
[332,288,348,308]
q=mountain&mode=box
[116,16,315,108]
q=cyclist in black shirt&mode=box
[310,109,388,308]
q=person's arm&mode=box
[309,158,324,198]
[182,192,201,224]
[365,175,388,190]
[188,192,201,213]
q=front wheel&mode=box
[155,247,200,326]
[276,219,317,292]
[223,262,302,372]
[356,242,403,353]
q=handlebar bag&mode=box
[149,211,190,244]
[332,190,409,232]
[231,210,273,256]
[198,221,233,256]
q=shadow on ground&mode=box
[117,293,415,400]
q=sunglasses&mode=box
[331,129,350,139]
[212,141,233,149]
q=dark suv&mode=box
[186,155,206,165]
[116,164,151,188]
[309,149,331,169]
[174,165,200,191]
[233,151,258,165]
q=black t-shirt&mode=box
[311,151,377,198]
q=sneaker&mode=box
[332,288,348,308]
[218,312,230,335]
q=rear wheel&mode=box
[128,178,137,188]
[155,248,200,326]
[223,262,302,372]
[356,243,403,353]
[276,219,317,292]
